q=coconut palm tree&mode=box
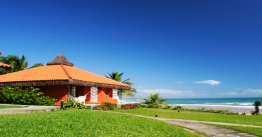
[28,63,43,69]
[0,55,28,74]
[105,71,137,97]
[253,100,261,115]
[0,55,43,75]
[142,93,167,105]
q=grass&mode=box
[0,105,25,109]
[113,108,262,126]
[0,109,205,137]
[211,124,262,136]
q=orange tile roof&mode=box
[0,65,68,82]
[63,65,128,86]
[0,64,129,87]
[0,62,14,68]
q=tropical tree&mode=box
[142,93,167,105]
[0,55,28,74]
[28,63,43,69]
[0,55,43,74]
[105,71,137,97]
[253,100,261,115]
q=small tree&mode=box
[252,100,261,115]
[142,93,167,105]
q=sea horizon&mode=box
[123,97,262,112]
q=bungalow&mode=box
[0,54,130,105]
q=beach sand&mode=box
[169,104,261,113]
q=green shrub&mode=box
[173,106,183,110]
[146,104,159,108]
[64,100,87,109]
[134,103,141,107]
[119,104,138,110]
[93,102,117,111]
[163,105,172,109]
[139,104,147,107]
[0,86,57,105]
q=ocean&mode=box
[123,97,262,112]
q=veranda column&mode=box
[112,89,119,100]
[90,87,98,103]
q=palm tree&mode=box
[0,55,44,75]
[105,71,137,97]
[0,55,28,74]
[28,63,43,69]
[142,93,167,105]
[253,100,261,115]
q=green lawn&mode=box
[113,108,262,126]
[0,105,25,109]
[0,109,205,137]
[211,124,262,136]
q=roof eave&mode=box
[0,79,130,90]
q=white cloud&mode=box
[219,92,238,95]
[137,89,193,94]
[136,86,144,88]
[174,81,183,83]
[195,80,220,85]
[242,89,262,94]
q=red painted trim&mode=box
[61,64,72,79]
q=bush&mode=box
[120,104,138,110]
[93,102,117,111]
[146,104,160,108]
[177,107,238,115]
[163,105,172,109]
[0,86,57,105]
[64,100,87,109]
[173,106,183,110]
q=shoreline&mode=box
[168,104,261,113]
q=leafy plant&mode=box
[0,54,43,75]
[93,102,117,111]
[0,86,57,105]
[163,105,172,109]
[141,93,167,105]
[64,100,87,109]
[146,104,160,108]
[252,100,261,115]
[119,104,138,110]
[173,106,183,110]
[105,71,137,97]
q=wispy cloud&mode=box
[219,92,238,95]
[136,86,144,88]
[174,81,183,83]
[137,89,193,94]
[195,80,220,85]
[242,89,262,94]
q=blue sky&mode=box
[1,0,262,98]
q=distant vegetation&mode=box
[252,100,261,115]
[141,93,168,106]
[105,71,137,97]
[0,55,43,75]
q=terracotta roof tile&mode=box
[64,65,129,86]
[0,65,69,82]
[0,62,14,68]
[0,65,130,87]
